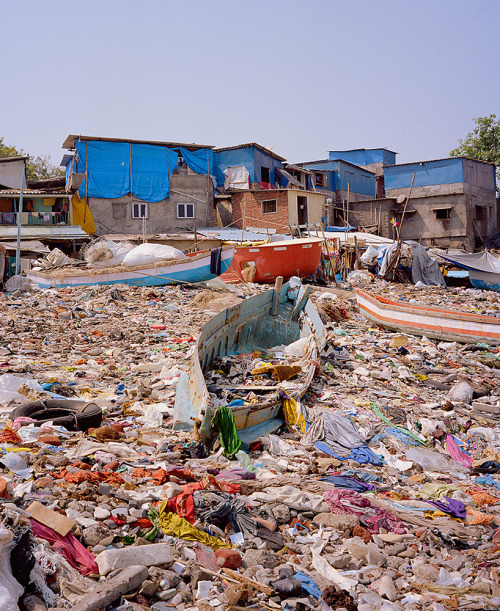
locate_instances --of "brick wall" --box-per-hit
[230,190,290,232]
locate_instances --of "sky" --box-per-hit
[1,0,499,169]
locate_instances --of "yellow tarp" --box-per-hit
[71,194,96,234]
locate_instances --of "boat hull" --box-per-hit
[356,289,500,345]
[26,248,234,289]
[174,280,327,445]
[222,237,323,283]
[469,270,500,292]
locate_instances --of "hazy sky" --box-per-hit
[2,0,498,168]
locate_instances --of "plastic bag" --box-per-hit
[0,374,45,408]
[284,336,310,357]
[0,528,24,611]
[405,446,464,473]
[344,536,387,566]
[361,245,380,265]
[5,275,39,293]
[123,243,187,267]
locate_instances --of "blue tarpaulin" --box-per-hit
[72,139,211,201]
[179,146,213,176]
[131,144,178,202]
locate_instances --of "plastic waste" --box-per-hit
[0,528,24,611]
[4,275,39,293]
[405,446,464,473]
[272,577,303,598]
[284,336,310,357]
[344,536,387,567]
[236,450,257,473]
[0,374,45,408]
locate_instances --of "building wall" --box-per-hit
[230,190,290,232]
[213,146,283,188]
[301,159,375,198]
[89,170,213,236]
[384,158,464,191]
[462,158,497,191]
[344,199,395,238]
[287,192,326,227]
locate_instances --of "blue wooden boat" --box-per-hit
[173,278,327,448]
[26,246,234,289]
[439,251,500,291]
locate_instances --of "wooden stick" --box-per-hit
[222,568,274,596]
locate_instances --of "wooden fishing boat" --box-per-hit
[26,246,234,289]
[439,252,500,291]
[221,237,324,283]
[356,289,500,345]
[174,278,327,448]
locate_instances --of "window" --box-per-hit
[132,203,148,219]
[434,208,451,220]
[315,173,327,188]
[262,199,277,214]
[475,206,486,221]
[261,167,271,183]
[177,203,195,219]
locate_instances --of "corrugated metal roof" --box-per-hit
[296,158,376,173]
[383,156,496,168]
[196,227,281,242]
[62,134,213,151]
[0,190,68,197]
[0,226,90,240]
[213,143,286,162]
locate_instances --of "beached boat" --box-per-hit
[221,237,324,283]
[439,252,500,291]
[26,246,234,289]
[174,278,327,448]
[356,289,500,345]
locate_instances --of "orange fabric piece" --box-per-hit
[466,506,495,526]
[470,491,500,507]
[0,428,21,444]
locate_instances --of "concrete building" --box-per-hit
[348,157,497,251]
[62,135,215,236]
[226,188,326,233]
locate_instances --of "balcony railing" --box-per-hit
[0,212,69,226]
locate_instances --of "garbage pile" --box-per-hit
[3,280,500,610]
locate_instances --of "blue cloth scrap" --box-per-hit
[343,469,382,483]
[294,571,321,599]
[179,146,213,176]
[314,442,383,466]
[319,475,375,492]
[475,475,500,490]
[385,427,420,446]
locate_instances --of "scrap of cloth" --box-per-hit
[158,506,229,550]
[166,481,204,524]
[424,496,467,520]
[212,405,241,459]
[193,490,284,551]
[446,433,473,467]
[315,441,383,466]
[319,475,376,493]
[30,519,98,576]
[323,489,406,534]
[303,410,367,456]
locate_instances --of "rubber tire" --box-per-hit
[10,399,103,432]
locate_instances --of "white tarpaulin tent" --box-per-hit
[0,157,27,189]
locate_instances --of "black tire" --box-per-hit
[10,399,103,432]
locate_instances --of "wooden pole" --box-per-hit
[15,165,25,275]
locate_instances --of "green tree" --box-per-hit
[0,137,64,182]
[450,114,500,192]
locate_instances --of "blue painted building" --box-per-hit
[384,157,496,192]
[213,143,286,189]
[298,159,376,200]
[382,157,498,251]
[328,148,397,169]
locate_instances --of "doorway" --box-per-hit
[297,196,307,225]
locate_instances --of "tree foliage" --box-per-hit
[0,137,64,182]
[450,114,500,192]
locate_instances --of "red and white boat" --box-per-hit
[221,236,324,284]
[356,289,500,345]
